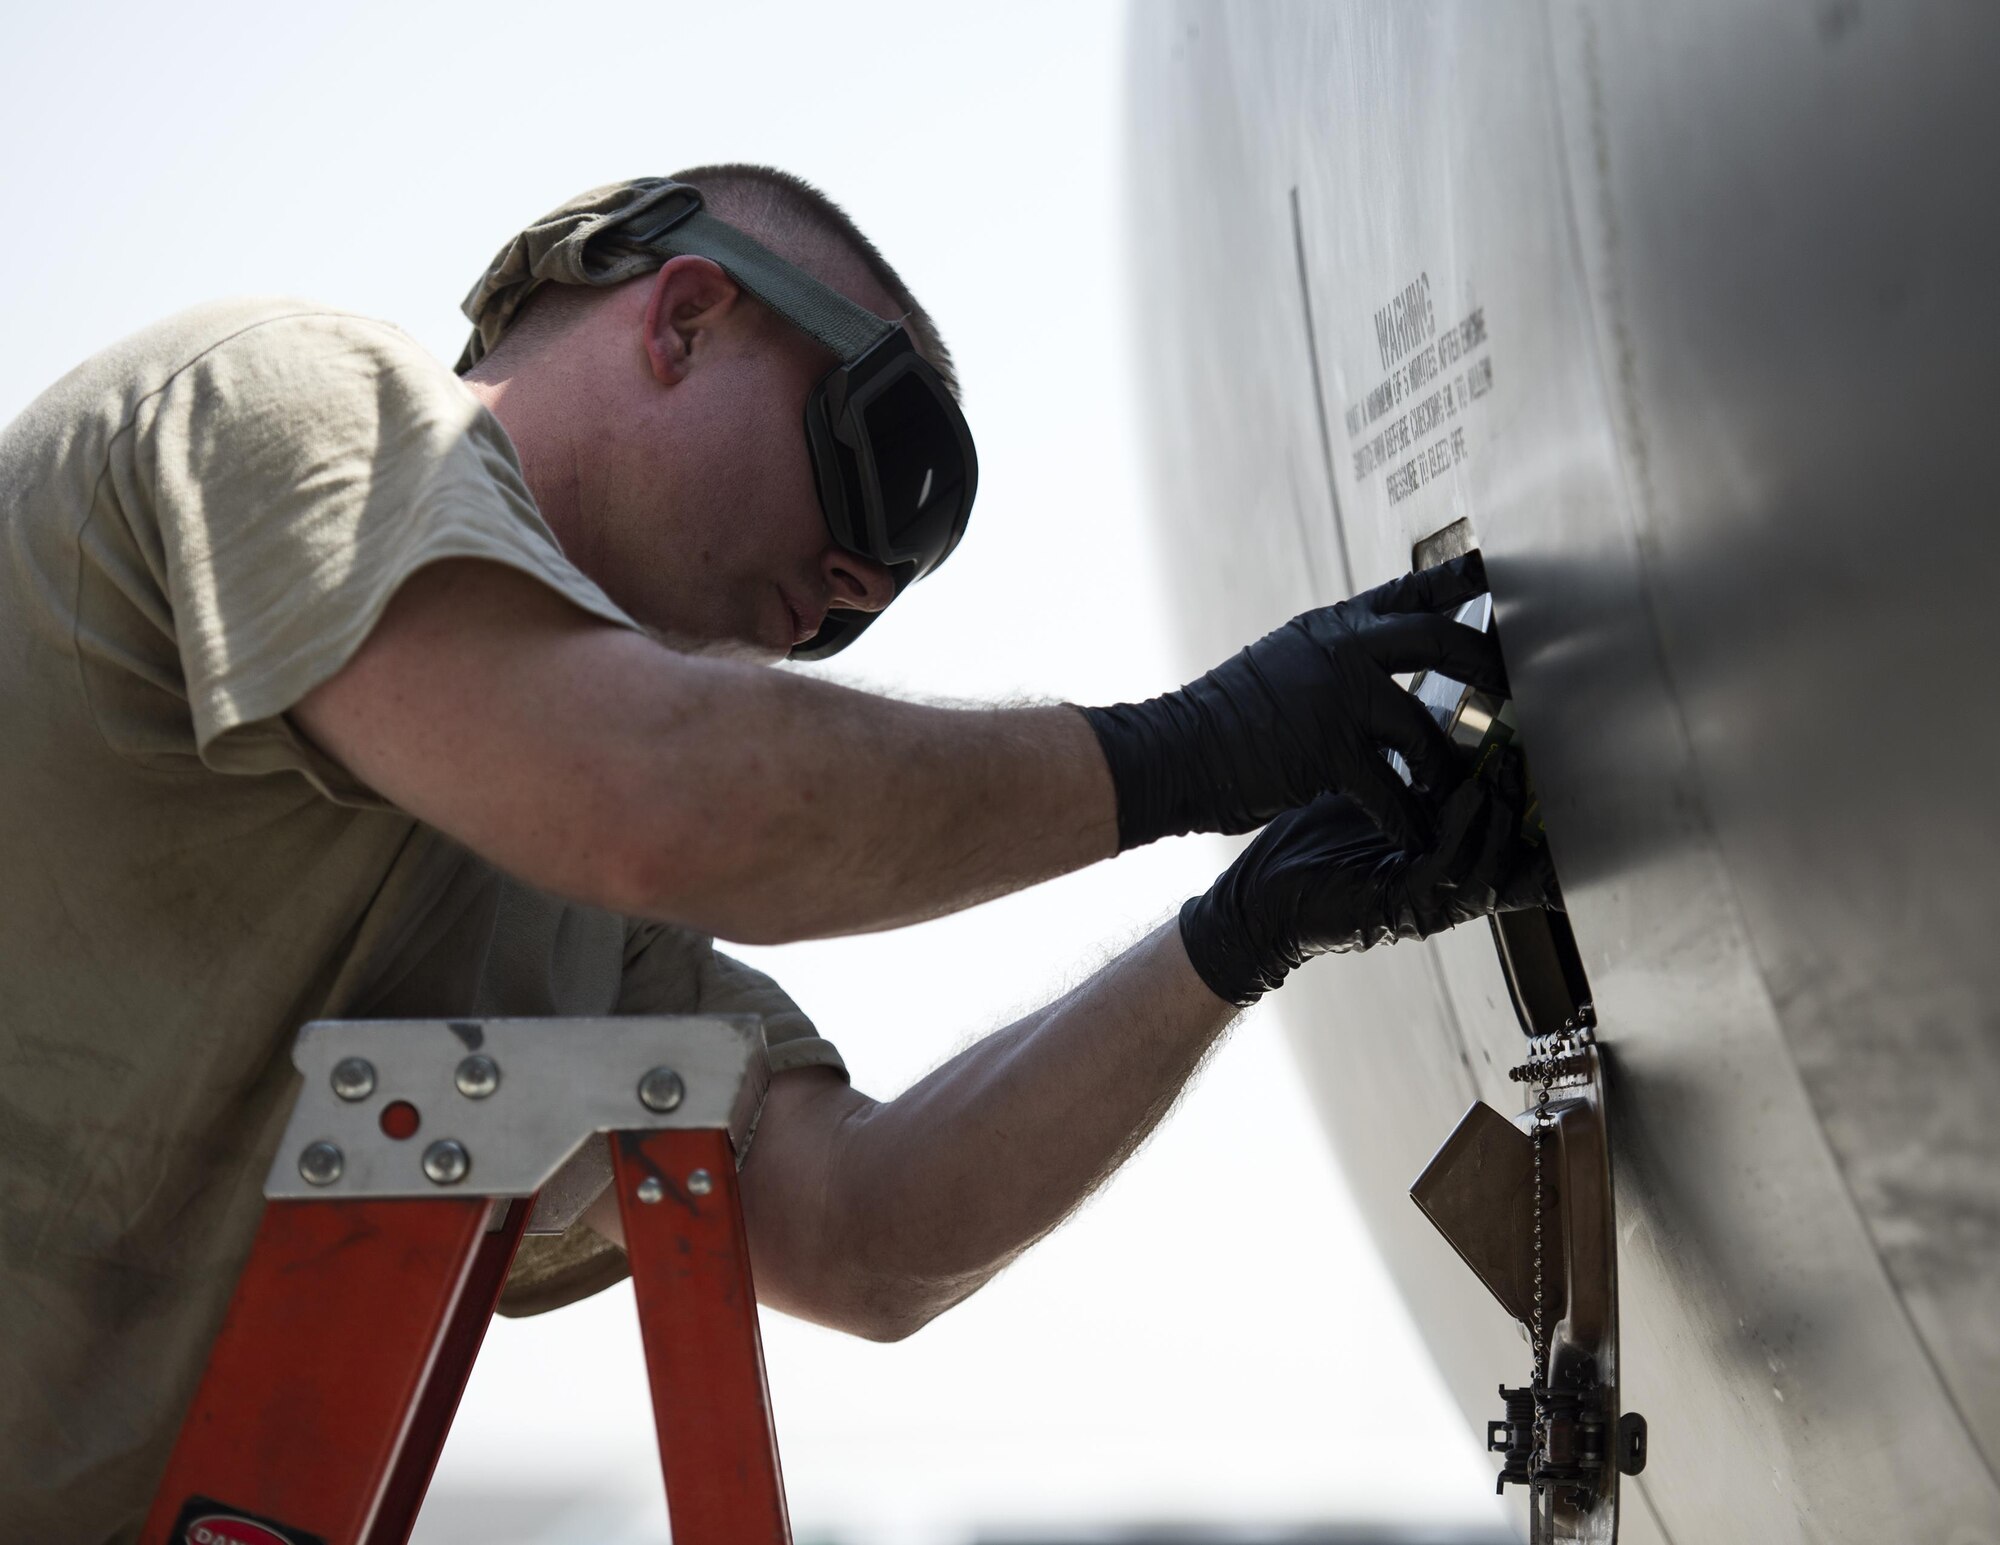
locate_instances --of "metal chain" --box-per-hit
[1530,1068,1552,1496]
[1510,1004,1595,1503]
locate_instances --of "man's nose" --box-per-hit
[822,545,898,613]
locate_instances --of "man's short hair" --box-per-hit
[668,163,959,404]
[482,164,959,404]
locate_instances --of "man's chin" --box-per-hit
[641,622,786,666]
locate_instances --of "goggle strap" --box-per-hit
[647,208,897,363]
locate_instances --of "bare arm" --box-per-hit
[586,919,1236,1341]
[293,560,1116,943]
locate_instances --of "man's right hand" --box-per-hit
[1079,553,1505,853]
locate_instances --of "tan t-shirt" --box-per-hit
[0,299,845,1541]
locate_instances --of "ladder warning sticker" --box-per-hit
[170,1497,328,1545]
[1341,270,1494,506]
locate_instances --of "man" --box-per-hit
[0,165,1547,1538]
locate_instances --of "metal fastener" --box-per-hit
[686,1168,714,1197]
[636,1176,665,1205]
[454,1054,501,1100]
[422,1139,471,1186]
[298,1140,344,1186]
[330,1057,376,1102]
[1617,1411,1649,1475]
[637,1066,685,1114]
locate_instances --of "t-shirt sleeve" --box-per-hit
[137,309,637,799]
[630,928,849,1081]
[495,924,846,1318]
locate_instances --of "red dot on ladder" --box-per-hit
[380,1100,420,1140]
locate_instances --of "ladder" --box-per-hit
[141,1014,789,1545]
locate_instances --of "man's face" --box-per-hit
[561,261,899,663]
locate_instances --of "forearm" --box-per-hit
[294,561,1118,946]
[609,652,1117,942]
[808,918,1235,1338]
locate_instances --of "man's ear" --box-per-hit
[642,255,743,385]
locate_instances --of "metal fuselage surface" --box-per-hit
[1126,5,2000,1541]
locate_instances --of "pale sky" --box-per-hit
[0,3,1507,1539]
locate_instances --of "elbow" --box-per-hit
[858,1314,929,1345]
[757,1102,1004,1343]
[834,1281,959,1345]
[601,816,816,945]
[596,815,712,930]
[857,1278,967,1343]
[784,1267,974,1345]
[836,1307,926,1345]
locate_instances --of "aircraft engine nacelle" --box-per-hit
[1126,4,2000,1541]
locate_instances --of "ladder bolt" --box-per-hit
[298,1141,344,1186]
[636,1176,665,1205]
[454,1054,501,1100]
[422,1139,471,1186]
[687,1168,714,1197]
[638,1066,685,1114]
[330,1058,376,1102]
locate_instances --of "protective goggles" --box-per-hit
[605,186,978,659]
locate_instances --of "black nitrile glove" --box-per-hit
[1081,554,1506,852]
[1179,747,1558,1007]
